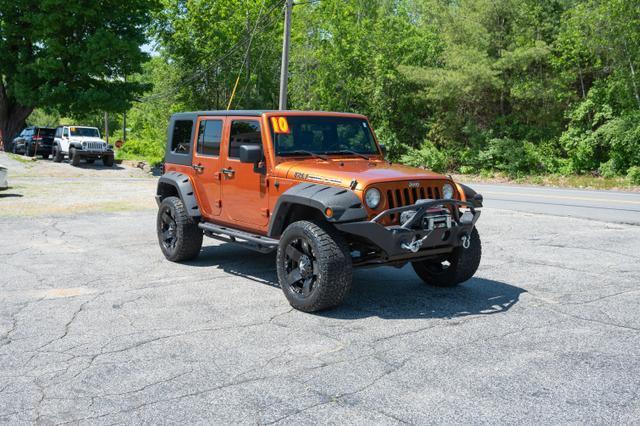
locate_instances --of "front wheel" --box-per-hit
[103,156,114,167]
[412,227,482,287]
[157,196,203,262]
[70,148,81,166]
[276,221,352,312]
[53,146,63,162]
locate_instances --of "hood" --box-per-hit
[70,137,106,143]
[274,158,448,190]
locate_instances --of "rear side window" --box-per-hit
[196,120,223,157]
[171,120,193,154]
[229,120,261,159]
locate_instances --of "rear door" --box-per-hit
[191,116,225,218]
[220,118,269,228]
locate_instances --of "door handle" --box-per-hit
[192,163,204,173]
[221,168,235,177]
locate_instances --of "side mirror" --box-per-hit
[239,144,263,164]
[379,144,387,156]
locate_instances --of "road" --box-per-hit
[468,183,640,225]
[1,153,639,423]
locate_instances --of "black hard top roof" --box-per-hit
[170,110,366,119]
[171,110,273,118]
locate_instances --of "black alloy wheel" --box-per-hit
[159,205,178,252]
[276,220,352,312]
[156,196,202,262]
[283,237,319,298]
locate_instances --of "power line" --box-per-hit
[137,0,286,104]
[227,0,267,110]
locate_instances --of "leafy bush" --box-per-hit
[628,166,640,185]
[116,137,164,166]
[477,138,544,177]
[400,140,447,172]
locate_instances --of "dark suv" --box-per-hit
[11,127,56,159]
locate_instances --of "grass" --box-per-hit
[453,172,640,192]
[6,153,36,164]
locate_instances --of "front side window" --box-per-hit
[171,120,193,154]
[196,120,223,157]
[229,120,261,159]
[273,116,379,157]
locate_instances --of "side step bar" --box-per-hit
[198,222,279,254]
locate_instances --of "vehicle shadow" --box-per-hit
[189,244,525,320]
[69,163,126,171]
[0,190,23,198]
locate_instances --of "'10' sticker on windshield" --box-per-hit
[271,117,291,134]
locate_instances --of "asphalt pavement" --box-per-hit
[469,183,640,225]
[1,155,639,424]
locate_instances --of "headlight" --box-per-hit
[442,183,454,199]
[364,188,381,209]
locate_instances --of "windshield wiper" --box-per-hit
[279,150,330,161]
[326,150,370,160]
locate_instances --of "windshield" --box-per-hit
[272,116,380,157]
[70,127,100,138]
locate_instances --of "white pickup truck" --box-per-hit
[52,126,114,167]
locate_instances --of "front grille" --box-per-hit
[84,142,104,151]
[385,184,442,222]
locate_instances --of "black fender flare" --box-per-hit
[459,183,483,208]
[156,171,201,217]
[268,183,367,237]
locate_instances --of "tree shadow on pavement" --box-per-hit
[189,243,525,320]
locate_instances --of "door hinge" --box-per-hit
[215,200,222,208]
[260,208,270,217]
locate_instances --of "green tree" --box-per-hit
[0,0,157,149]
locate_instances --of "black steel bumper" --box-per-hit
[335,199,480,259]
[75,150,114,159]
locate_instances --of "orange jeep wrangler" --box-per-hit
[156,111,483,312]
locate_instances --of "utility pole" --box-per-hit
[104,112,109,144]
[278,0,293,110]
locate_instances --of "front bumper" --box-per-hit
[74,150,114,159]
[335,199,480,260]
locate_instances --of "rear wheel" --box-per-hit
[412,227,482,287]
[277,220,352,312]
[157,196,203,262]
[70,148,81,166]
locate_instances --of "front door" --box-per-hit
[191,117,224,218]
[220,118,269,228]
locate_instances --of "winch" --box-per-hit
[399,205,452,231]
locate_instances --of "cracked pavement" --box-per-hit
[1,155,640,423]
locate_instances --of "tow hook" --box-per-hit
[401,234,430,253]
[461,234,471,249]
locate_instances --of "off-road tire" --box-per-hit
[157,196,203,262]
[103,156,114,167]
[276,220,352,312]
[53,146,63,162]
[412,227,482,287]
[70,148,81,166]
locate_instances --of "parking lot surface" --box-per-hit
[1,153,639,424]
